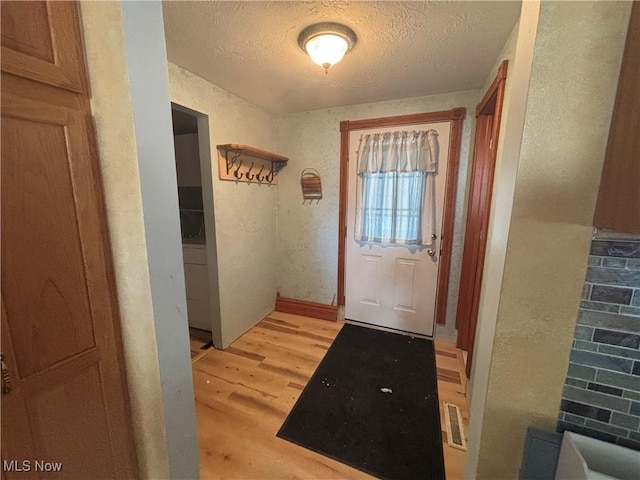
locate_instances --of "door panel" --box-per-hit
[2,114,97,378]
[360,255,381,305]
[1,91,137,478]
[1,1,84,92]
[394,259,418,312]
[345,123,451,336]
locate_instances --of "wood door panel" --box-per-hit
[26,364,113,477]
[1,1,54,63]
[2,107,96,378]
[1,92,137,478]
[1,1,84,92]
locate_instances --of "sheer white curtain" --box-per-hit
[354,130,439,245]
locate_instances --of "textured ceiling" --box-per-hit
[163,1,521,114]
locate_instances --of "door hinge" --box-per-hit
[489,137,494,150]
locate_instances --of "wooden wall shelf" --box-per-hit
[217,144,288,185]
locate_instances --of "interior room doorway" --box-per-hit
[171,104,223,347]
[455,61,508,376]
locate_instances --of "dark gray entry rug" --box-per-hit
[277,323,445,480]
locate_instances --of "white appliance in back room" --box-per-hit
[173,108,211,332]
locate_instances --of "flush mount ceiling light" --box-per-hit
[298,22,357,72]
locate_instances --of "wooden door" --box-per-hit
[0,1,85,92]
[338,110,466,331]
[345,124,452,336]
[455,61,508,377]
[1,2,138,478]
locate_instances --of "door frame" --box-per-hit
[455,61,508,377]
[337,109,466,328]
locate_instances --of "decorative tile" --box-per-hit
[574,325,594,341]
[596,370,640,392]
[590,240,640,259]
[627,259,640,270]
[566,377,588,388]
[570,349,633,374]
[578,310,639,334]
[586,267,640,287]
[562,385,630,412]
[560,399,611,422]
[620,306,640,317]
[584,419,629,437]
[563,413,586,426]
[623,390,640,401]
[590,285,633,305]
[610,411,640,430]
[567,363,597,381]
[588,256,602,266]
[580,301,620,313]
[602,258,627,268]
[574,340,598,352]
[598,344,640,361]
[593,329,640,349]
[587,382,623,397]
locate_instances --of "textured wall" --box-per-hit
[79,2,170,478]
[558,239,640,450]
[473,2,632,478]
[275,91,478,340]
[168,64,278,348]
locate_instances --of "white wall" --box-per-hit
[168,64,278,348]
[275,91,478,340]
[120,3,199,478]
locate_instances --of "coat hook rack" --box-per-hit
[217,144,288,185]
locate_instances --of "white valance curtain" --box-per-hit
[354,130,439,245]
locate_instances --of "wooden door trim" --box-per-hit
[455,61,508,377]
[337,108,466,328]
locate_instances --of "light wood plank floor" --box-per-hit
[190,312,469,479]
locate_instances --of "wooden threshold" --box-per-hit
[274,295,338,322]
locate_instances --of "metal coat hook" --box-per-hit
[255,164,265,183]
[225,150,241,175]
[265,164,275,183]
[233,159,243,180]
[245,162,255,181]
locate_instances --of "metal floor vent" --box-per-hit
[444,403,467,451]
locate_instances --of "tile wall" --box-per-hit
[557,239,640,451]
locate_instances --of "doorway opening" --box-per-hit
[170,104,223,351]
[455,61,508,377]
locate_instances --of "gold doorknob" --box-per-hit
[427,248,436,257]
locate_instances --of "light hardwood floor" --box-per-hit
[190,312,470,479]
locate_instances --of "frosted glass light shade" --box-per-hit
[298,23,357,72]
[305,34,349,70]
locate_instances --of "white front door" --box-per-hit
[345,123,451,336]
